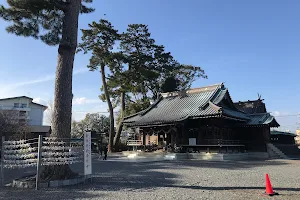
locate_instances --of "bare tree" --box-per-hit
[0,110,30,140]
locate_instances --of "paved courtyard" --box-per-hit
[1,158,300,200]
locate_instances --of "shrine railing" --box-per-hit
[199,139,243,145]
[126,140,143,146]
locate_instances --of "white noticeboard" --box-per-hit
[189,138,196,145]
[84,132,92,175]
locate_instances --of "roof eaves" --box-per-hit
[123,110,144,120]
[125,114,190,127]
[221,114,248,122]
[0,96,33,101]
[189,113,221,120]
[31,102,48,109]
[271,131,296,136]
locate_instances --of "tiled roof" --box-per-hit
[123,83,279,127]
[271,130,297,137]
[124,84,223,126]
[234,100,267,114]
[244,113,280,127]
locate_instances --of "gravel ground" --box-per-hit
[1,159,300,200]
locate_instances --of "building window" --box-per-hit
[21,103,27,108]
[14,103,20,108]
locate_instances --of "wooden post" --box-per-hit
[1,136,5,187]
[142,132,146,151]
[35,135,42,190]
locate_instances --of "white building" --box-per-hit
[0,96,47,125]
[0,96,51,138]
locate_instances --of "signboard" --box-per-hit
[189,138,196,145]
[84,132,92,175]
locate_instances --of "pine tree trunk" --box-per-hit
[113,91,125,147]
[41,0,81,181]
[100,64,115,152]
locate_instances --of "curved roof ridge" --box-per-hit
[186,82,224,94]
[197,83,223,110]
[208,101,222,113]
[160,83,224,97]
[224,89,247,113]
[211,88,227,105]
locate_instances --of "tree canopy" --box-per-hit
[71,113,110,138]
[78,20,207,147]
[0,0,94,45]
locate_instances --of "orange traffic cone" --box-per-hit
[265,174,279,196]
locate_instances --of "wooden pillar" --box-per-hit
[175,127,179,145]
[171,132,175,146]
[197,128,202,144]
[182,124,189,145]
[263,126,271,143]
[142,131,146,146]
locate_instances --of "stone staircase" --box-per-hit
[266,143,288,159]
[273,144,300,159]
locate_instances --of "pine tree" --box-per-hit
[0,0,94,180]
[78,20,208,149]
[78,19,122,152]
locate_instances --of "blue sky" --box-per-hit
[0,0,299,131]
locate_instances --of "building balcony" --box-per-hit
[0,106,31,112]
[18,115,30,120]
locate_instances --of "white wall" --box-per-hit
[29,103,44,125]
[0,97,29,108]
[0,97,46,126]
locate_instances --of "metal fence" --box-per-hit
[1,135,88,189]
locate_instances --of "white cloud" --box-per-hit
[73,67,89,75]
[73,97,88,105]
[72,104,109,121]
[34,96,100,106]
[33,97,47,105]
[1,67,88,93]
[272,111,281,117]
[72,97,100,105]
[15,75,54,87]
[271,111,292,117]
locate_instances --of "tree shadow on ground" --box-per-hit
[164,159,290,170]
[0,187,104,200]
[1,159,297,199]
[168,185,300,192]
[91,158,290,174]
[71,159,293,192]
